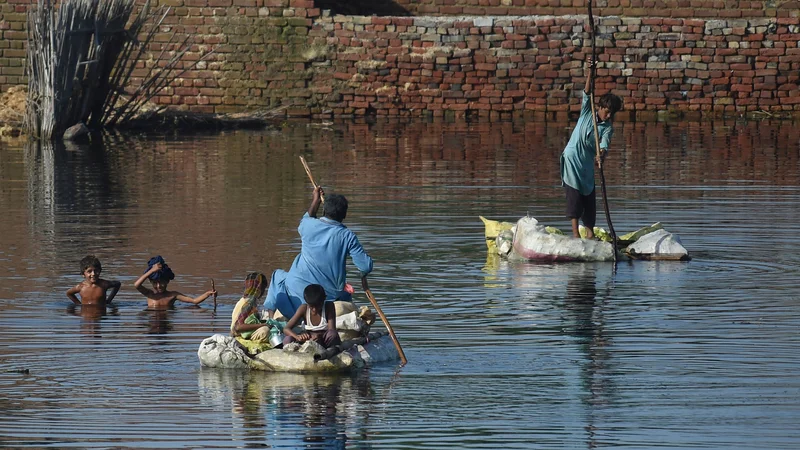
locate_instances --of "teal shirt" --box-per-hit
[560,91,614,195]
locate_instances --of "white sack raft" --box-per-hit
[198,332,399,373]
[483,216,689,262]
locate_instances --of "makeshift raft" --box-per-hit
[198,331,399,373]
[481,216,690,262]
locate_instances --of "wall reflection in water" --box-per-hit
[198,370,377,448]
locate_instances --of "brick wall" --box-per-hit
[305,14,800,119]
[1,0,800,118]
[390,0,800,19]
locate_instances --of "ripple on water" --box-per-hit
[1,122,800,448]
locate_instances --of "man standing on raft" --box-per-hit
[264,186,374,319]
[560,57,623,239]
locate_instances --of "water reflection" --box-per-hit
[141,308,175,335]
[66,303,119,339]
[197,370,376,449]
[562,266,615,449]
[1,120,800,448]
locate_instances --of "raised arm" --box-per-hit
[134,264,160,297]
[308,186,324,218]
[584,57,595,94]
[66,285,82,305]
[104,280,122,304]
[175,289,215,305]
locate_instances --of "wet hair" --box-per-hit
[599,93,623,116]
[322,194,348,222]
[304,284,326,307]
[80,255,101,274]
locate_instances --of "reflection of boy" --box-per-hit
[265,186,373,319]
[560,58,623,239]
[66,255,121,305]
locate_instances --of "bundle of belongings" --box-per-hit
[480,216,689,262]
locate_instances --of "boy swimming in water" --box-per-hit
[133,256,215,309]
[66,255,121,305]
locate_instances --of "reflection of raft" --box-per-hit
[198,331,400,373]
[481,216,690,262]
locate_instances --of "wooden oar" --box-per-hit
[299,155,324,203]
[588,0,618,262]
[363,276,407,366]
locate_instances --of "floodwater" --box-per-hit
[0,119,799,449]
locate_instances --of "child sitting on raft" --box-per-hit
[230,272,272,343]
[283,284,341,348]
[66,255,121,305]
[134,256,215,309]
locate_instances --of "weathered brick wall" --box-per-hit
[390,0,799,19]
[2,0,800,118]
[302,15,800,119]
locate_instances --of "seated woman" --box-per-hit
[282,284,341,349]
[231,272,271,343]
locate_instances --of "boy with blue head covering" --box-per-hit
[134,255,216,309]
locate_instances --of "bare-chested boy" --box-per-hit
[66,255,122,305]
[133,256,215,309]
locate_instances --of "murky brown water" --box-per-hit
[1,119,799,448]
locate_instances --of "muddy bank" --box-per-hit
[0,88,280,139]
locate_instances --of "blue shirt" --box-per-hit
[264,213,373,318]
[560,91,614,196]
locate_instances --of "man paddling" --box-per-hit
[264,186,374,319]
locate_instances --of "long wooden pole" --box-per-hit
[363,277,408,366]
[588,1,618,262]
[299,156,324,203]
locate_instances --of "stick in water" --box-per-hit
[211,278,217,309]
[362,277,408,366]
[299,156,324,203]
[588,0,618,261]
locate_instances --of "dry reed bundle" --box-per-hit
[25,0,214,139]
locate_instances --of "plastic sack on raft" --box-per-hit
[620,222,663,242]
[625,229,689,259]
[198,333,400,372]
[509,217,616,262]
[480,215,515,250]
[198,335,259,369]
